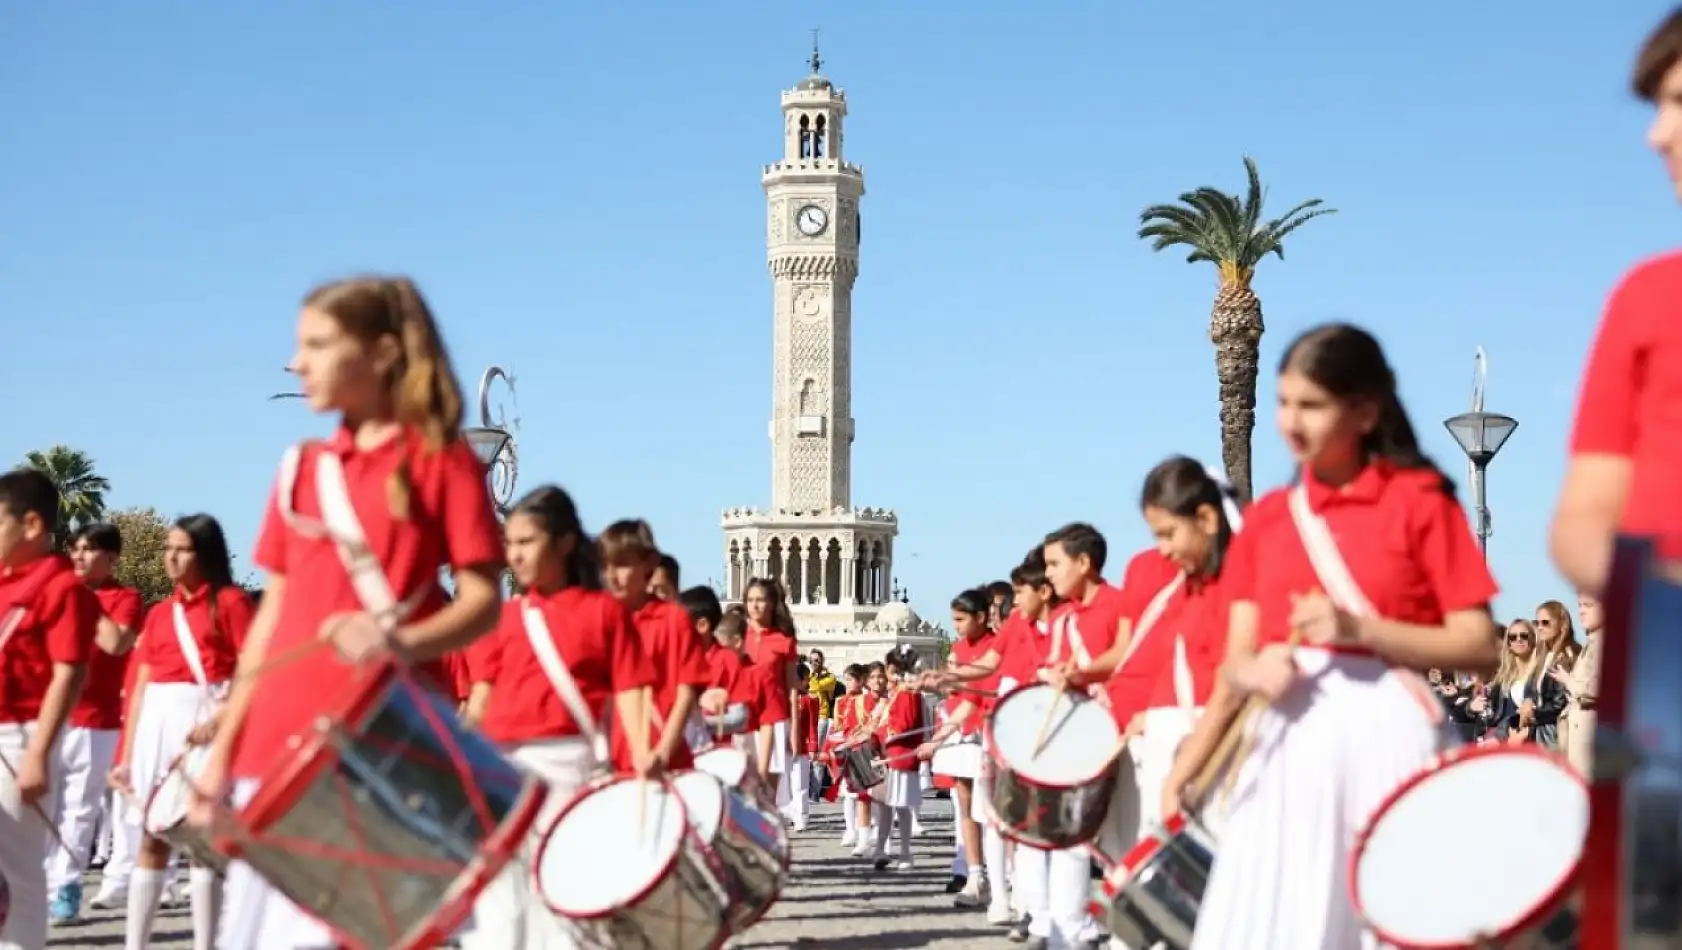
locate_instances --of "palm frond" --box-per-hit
[1137,157,1336,272]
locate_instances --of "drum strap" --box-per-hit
[273,444,429,638]
[1114,572,1186,672]
[169,602,213,690]
[1048,612,1093,669]
[519,602,611,765]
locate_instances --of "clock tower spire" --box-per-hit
[720,54,932,666]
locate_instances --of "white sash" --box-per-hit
[1172,636,1196,714]
[275,444,428,637]
[519,601,610,765]
[169,602,212,688]
[0,563,59,655]
[1048,611,1093,669]
[1115,572,1187,670]
[1287,484,1377,619]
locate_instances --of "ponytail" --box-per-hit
[509,485,601,591]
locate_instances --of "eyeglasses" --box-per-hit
[1508,634,1533,643]
[1535,619,1553,627]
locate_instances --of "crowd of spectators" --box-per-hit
[1431,593,1604,777]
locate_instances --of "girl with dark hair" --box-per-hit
[110,513,253,950]
[741,576,800,803]
[1059,456,1246,867]
[869,652,922,871]
[1163,323,1501,950]
[193,275,507,950]
[458,485,656,950]
[916,588,997,907]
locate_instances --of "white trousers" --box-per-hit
[1013,844,1098,947]
[1190,650,1454,950]
[217,780,338,949]
[459,738,595,950]
[0,724,61,950]
[45,726,118,890]
[98,790,141,893]
[781,754,810,823]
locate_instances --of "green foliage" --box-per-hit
[108,507,173,604]
[22,445,111,550]
[1137,157,1336,276]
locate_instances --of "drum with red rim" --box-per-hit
[1585,536,1682,948]
[1351,744,1586,949]
[144,745,229,874]
[1092,810,1215,950]
[221,659,546,950]
[535,774,731,950]
[984,683,1122,849]
[670,769,789,931]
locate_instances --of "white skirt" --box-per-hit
[932,735,982,780]
[1190,649,1457,950]
[125,681,222,826]
[460,738,596,950]
[877,768,919,810]
[1135,705,1202,834]
[766,719,790,775]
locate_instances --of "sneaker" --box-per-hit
[953,883,987,908]
[162,879,187,907]
[987,903,1015,925]
[944,874,967,894]
[88,886,126,910]
[1009,915,1032,942]
[48,882,82,923]
[839,830,856,847]
[851,839,873,857]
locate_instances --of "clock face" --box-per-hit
[796,204,829,237]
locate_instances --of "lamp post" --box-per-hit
[462,366,519,514]
[1443,347,1518,558]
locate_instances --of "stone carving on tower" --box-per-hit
[719,42,940,667]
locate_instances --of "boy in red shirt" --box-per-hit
[48,522,143,921]
[0,468,100,949]
[600,522,710,773]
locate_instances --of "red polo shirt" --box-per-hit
[946,629,998,730]
[1225,461,1497,649]
[744,625,796,727]
[475,588,655,747]
[1104,549,1188,728]
[1047,581,1128,667]
[235,429,504,780]
[70,582,143,730]
[0,554,98,724]
[1569,251,1682,537]
[613,597,709,770]
[1144,571,1231,709]
[136,584,254,685]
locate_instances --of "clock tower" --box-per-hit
[720,47,938,665]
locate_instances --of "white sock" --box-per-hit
[896,806,913,861]
[125,867,166,950]
[952,835,968,876]
[189,866,222,950]
[841,797,857,838]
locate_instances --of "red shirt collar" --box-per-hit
[176,582,211,604]
[1301,458,1394,511]
[1,553,67,583]
[325,424,412,458]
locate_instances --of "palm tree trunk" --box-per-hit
[1210,281,1264,503]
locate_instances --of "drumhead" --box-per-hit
[1352,746,1587,947]
[670,771,725,840]
[144,746,208,835]
[988,683,1120,785]
[537,777,688,918]
[694,747,748,787]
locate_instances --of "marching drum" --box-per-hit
[1351,744,1587,949]
[695,745,772,807]
[670,769,789,931]
[837,736,886,792]
[1585,536,1682,948]
[536,775,732,950]
[1093,811,1217,950]
[984,683,1123,849]
[224,660,546,950]
[143,745,229,873]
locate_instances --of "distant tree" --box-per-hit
[108,507,172,604]
[23,445,111,549]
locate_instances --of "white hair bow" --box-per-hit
[1203,465,1246,532]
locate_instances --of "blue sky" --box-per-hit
[1,3,1674,631]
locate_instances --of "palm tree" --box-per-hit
[23,445,111,549]
[1138,157,1336,502]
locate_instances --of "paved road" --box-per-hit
[49,794,1026,949]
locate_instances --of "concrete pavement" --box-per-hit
[48,794,1029,949]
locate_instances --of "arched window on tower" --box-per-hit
[798,379,816,415]
[799,115,812,159]
[814,115,827,158]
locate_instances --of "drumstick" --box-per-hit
[1187,632,1304,807]
[1030,678,1068,760]
[636,687,654,844]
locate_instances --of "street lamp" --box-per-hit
[1443,348,1518,557]
[463,366,519,513]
